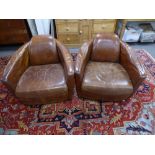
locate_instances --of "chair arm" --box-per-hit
[120,42,146,91]
[1,43,30,92]
[75,40,93,92]
[56,40,74,99]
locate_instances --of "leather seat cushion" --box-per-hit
[15,64,68,100]
[81,62,133,100]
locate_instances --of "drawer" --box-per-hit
[0,20,26,29]
[56,22,79,33]
[0,29,27,35]
[57,34,80,44]
[80,37,89,43]
[92,33,100,38]
[0,34,29,44]
[93,21,116,33]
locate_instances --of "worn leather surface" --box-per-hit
[29,35,59,65]
[2,35,74,104]
[81,62,133,101]
[16,64,68,103]
[2,43,29,92]
[75,33,146,101]
[75,40,93,97]
[120,41,146,92]
[56,40,75,99]
[91,33,120,62]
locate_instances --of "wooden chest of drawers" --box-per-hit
[55,19,117,48]
[0,19,31,45]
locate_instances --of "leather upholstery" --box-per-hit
[2,35,74,104]
[81,62,133,101]
[2,43,29,92]
[75,40,93,97]
[91,33,120,62]
[16,64,68,103]
[29,35,59,65]
[75,33,146,101]
[120,41,146,92]
[56,40,75,99]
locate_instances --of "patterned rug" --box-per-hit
[0,50,155,135]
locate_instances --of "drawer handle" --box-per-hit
[67,38,70,41]
[66,27,70,31]
[79,30,83,34]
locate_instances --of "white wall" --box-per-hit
[27,19,55,36]
[35,19,50,35]
[50,19,55,36]
[27,19,38,36]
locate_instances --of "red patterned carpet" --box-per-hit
[0,50,155,135]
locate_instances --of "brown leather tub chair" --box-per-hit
[2,35,74,105]
[75,33,146,102]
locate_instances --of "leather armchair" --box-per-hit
[2,35,74,105]
[75,33,146,101]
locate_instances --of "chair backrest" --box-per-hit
[90,33,120,62]
[29,35,60,65]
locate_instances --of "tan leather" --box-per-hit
[81,62,133,101]
[91,33,120,62]
[75,33,146,101]
[75,40,93,97]
[2,43,29,92]
[120,41,146,92]
[2,35,74,104]
[29,35,59,65]
[16,64,68,104]
[56,40,75,99]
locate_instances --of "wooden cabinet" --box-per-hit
[56,19,83,47]
[79,20,92,43]
[92,19,116,34]
[0,19,31,45]
[55,19,117,48]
